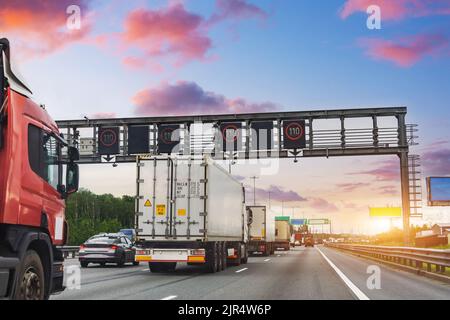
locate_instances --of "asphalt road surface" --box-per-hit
[52,245,450,300]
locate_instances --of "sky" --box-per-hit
[2,0,450,234]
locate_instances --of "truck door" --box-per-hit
[137,158,172,238]
[171,157,205,239]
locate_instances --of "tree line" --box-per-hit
[65,189,135,245]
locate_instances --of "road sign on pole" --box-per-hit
[283,120,306,149]
[128,125,150,154]
[220,122,242,152]
[98,127,120,155]
[158,124,180,154]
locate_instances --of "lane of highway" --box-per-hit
[53,246,450,300]
[318,246,450,300]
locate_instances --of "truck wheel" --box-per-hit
[221,243,227,271]
[13,250,45,300]
[216,243,222,272]
[205,242,218,273]
[80,261,89,268]
[241,246,248,264]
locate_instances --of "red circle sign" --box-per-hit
[285,122,304,141]
[160,128,175,144]
[222,125,240,142]
[100,129,117,147]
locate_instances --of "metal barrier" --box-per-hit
[325,243,450,277]
[58,246,80,259]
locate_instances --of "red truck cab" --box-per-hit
[0,39,79,300]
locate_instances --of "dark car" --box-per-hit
[79,233,139,268]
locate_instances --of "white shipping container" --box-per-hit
[248,206,275,242]
[136,156,247,242]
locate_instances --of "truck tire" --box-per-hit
[216,242,222,272]
[13,250,45,300]
[263,245,270,257]
[241,245,248,264]
[80,261,89,268]
[220,243,227,271]
[205,242,219,273]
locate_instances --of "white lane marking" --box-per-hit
[141,268,149,271]
[316,247,370,301]
[235,268,248,273]
[161,295,177,300]
[264,259,271,262]
[277,255,281,257]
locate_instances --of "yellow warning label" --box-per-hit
[144,199,152,207]
[156,205,166,216]
[178,209,186,216]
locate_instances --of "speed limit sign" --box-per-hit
[283,120,306,149]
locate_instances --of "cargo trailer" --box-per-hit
[247,206,275,256]
[274,216,291,251]
[134,156,249,273]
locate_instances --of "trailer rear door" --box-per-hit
[137,158,172,238]
[171,158,206,238]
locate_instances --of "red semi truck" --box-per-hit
[0,39,79,300]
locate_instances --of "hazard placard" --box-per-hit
[156,205,166,216]
[178,209,186,216]
[144,199,152,207]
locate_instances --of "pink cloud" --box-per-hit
[209,0,268,24]
[336,182,370,192]
[360,33,449,67]
[90,112,117,119]
[248,185,306,203]
[353,159,399,181]
[340,0,450,21]
[422,148,450,175]
[308,198,339,212]
[132,81,280,116]
[378,185,400,195]
[0,0,93,59]
[120,4,212,66]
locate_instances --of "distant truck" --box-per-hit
[134,156,249,273]
[247,206,275,256]
[291,232,303,247]
[304,235,315,247]
[274,216,291,251]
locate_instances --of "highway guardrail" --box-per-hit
[325,242,450,281]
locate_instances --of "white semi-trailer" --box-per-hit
[247,206,275,256]
[134,156,249,273]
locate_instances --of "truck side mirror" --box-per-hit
[68,146,80,162]
[66,163,79,195]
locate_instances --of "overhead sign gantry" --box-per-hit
[56,106,417,244]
